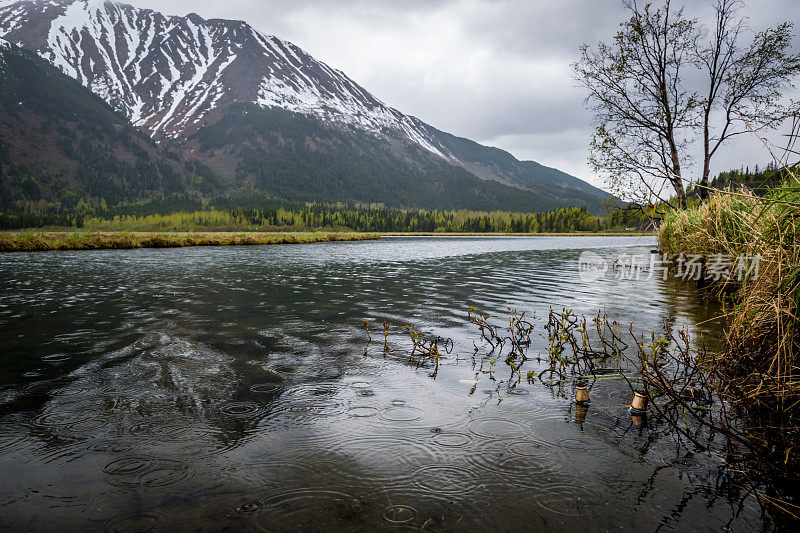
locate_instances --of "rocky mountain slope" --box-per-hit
[0,38,207,207]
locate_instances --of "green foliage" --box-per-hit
[0,197,642,233]
[706,162,790,195]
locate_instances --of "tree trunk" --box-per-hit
[699,110,711,201]
[671,176,688,209]
[699,155,711,201]
[669,143,688,209]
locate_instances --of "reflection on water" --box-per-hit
[0,237,766,531]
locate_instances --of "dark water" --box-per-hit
[0,236,769,531]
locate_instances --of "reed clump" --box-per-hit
[0,231,380,252]
[658,179,800,445]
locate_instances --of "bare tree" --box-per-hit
[575,0,800,209]
[574,0,698,208]
[694,0,800,200]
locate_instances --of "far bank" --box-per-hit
[0,232,380,252]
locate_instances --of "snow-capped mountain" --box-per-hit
[0,0,448,155]
[0,0,611,208]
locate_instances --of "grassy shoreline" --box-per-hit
[658,183,799,375]
[0,231,380,252]
[658,181,799,466]
[0,230,655,252]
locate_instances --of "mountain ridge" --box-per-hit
[0,0,612,212]
[0,39,606,213]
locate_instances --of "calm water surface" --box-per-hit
[0,236,769,531]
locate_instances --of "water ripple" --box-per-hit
[467,417,531,439]
[103,457,190,488]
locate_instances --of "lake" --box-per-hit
[0,236,769,531]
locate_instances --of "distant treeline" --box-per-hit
[708,162,790,193]
[0,196,649,233]
[683,162,793,199]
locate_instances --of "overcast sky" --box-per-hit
[136,0,800,188]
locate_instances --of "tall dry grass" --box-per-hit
[659,179,800,430]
